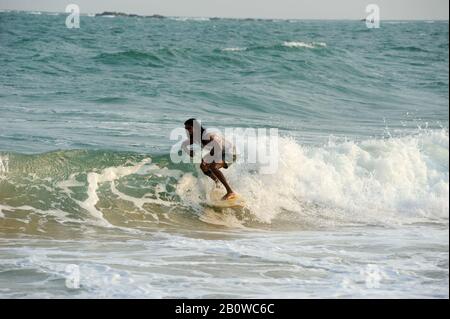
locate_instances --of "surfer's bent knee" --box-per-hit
[200,161,223,173]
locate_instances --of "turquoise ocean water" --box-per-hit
[0,11,448,298]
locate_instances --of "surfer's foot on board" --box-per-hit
[222,192,237,201]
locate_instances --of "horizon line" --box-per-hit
[0,9,449,21]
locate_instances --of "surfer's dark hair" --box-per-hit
[184,118,199,127]
[184,118,205,135]
[184,118,206,143]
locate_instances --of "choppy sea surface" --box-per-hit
[0,11,448,298]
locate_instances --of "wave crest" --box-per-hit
[0,130,448,233]
[283,41,327,49]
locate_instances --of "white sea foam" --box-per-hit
[0,155,9,176]
[2,131,448,229]
[283,41,327,49]
[0,205,7,218]
[384,21,409,24]
[0,203,75,226]
[0,204,22,219]
[176,130,449,226]
[222,47,247,52]
[171,16,210,22]
[0,225,447,298]
[75,158,151,226]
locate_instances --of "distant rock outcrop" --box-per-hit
[147,14,166,19]
[95,12,166,19]
[95,11,135,17]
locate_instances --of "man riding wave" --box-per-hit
[181,118,237,200]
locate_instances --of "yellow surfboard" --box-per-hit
[205,189,246,208]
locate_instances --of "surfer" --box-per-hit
[182,118,237,200]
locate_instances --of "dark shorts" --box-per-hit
[208,149,237,169]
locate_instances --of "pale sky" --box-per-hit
[0,0,448,20]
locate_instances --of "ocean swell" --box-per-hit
[0,130,447,234]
